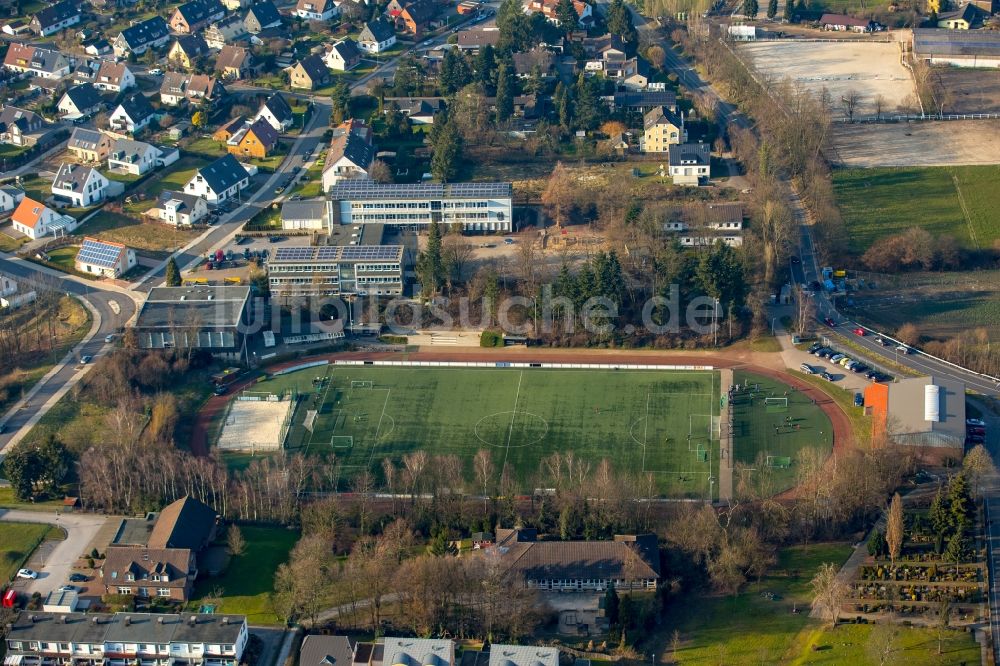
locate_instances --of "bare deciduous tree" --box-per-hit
[810,562,847,628]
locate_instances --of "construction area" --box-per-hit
[215,395,296,454]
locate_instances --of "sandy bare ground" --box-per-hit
[739,41,915,117]
[829,120,1000,167]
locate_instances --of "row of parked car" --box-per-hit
[802,342,892,383]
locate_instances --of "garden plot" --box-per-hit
[739,41,915,117]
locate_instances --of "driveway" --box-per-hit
[0,510,111,597]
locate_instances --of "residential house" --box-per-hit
[4,611,249,664]
[75,237,137,278]
[134,285,252,355]
[325,38,361,71]
[384,97,443,124]
[108,138,180,176]
[2,44,70,79]
[523,0,593,27]
[110,93,160,134]
[294,0,338,21]
[818,13,874,32]
[159,72,189,106]
[0,272,36,309]
[114,17,171,57]
[0,185,24,213]
[665,202,745,246]
[0,106,46,146]
[290,54,331,89]
[169,35,211,69]
[388,0,437,37]
[101,546,197,601]
[204,15,248,49]
[300,636,356,666]
[322,118,374,190]
[11,197,79,239]
[170,0,226,34]
[85,39,112,56]
[52,163,111,207]
[57,83,103,119]
[187,74,225,104]
[95,60,136,93]
[512,46,555,77]
[68,128,113,162]
[668,142,710,186]
[639,105,686,153]
[456,27,500,51]
[184,153,252,204]
[490,528,660,590]
[254,93,293,131]
[72,59,99,86]
[156,190,209,226]
[30,0,81,37]
[149,496,220,550]
[383,639,454,666]
[244,0,282,33]
[215,45,256,79]
[213,115,246,142]
[938,4,984,29]
[227,117,279,158]
[609,90,677,113]
[359,18,396,53]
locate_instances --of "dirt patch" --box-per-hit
[829,120,1000,167]
[738,41,915,117]
[936,68,1000,115]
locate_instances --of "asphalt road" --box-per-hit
[0,509,111,598]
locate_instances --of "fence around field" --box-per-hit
[835,112,1000,123]
[331,360,716,371]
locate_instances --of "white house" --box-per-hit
[322,120,374,191]
[156,190,209,226]
[358,17,396,54]
[52,163,111,208]
[57,83,103,119]
[0,273,36,308]
[0,185,25,213]
[108,138,180,176]
[324,39,361,71]
[183,154,252,204]
[668,143,711,186]
[253,93,293,132]
[94,61,136,93]
[74,237,137,278]
[109,93,160,134]
[294,0,338,20]
[11,197,79,239]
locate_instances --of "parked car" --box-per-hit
[213,385,228,396]
[865,370,879,380]
[844,360,858,371]
[852,363,868,374]
[57,585,79,592]
[824,317,837,327]
[854,392,864,407]
[68,573,88,582]
[148,68,162,76]
[821,371,836,382]
[807,342,823,354]
[838,356,853,367]
[874,337,890,346]
[830,353,845,363]
[800,363,815,374]
[16,569,37,579]
[853,327,865,336]
[80,355,92,364]
[104,334,116,343]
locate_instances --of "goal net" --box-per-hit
[766,455,792,469]
[765,397,789,413]
[329,435,354,449]
[351,380,374,389]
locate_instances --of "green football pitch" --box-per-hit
[253,364,721,498]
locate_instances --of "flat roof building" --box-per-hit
[329,181,513,232]
[864,375,967,448]
[133,285,253,358]
[268,225,404,299]
[913,28,1000,68]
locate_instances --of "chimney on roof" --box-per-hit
[124,616,131,626]
[188,615,197,626]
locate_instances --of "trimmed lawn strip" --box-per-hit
[0,522,54,582]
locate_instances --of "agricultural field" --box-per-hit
[832,165,1000,253]
[239,364,722,498]
[738,41,914,117]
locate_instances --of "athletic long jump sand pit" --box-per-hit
[829,120,1000,167]
[739,41,915,117]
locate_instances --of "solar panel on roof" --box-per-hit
[76,239,122,268]
[340,246,400,260]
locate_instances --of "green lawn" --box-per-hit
[0,522,53,582]
[76,210,199,255]
[731,371,834,493]
[250,366,721,497]
[788,623,980,665]
[47,246,80,273]
[184,136,227,157]
[191,526,298,625]
[788,370,870,448]
[128,156,211,211]
[0,143,30,158]
[833,166,1000,253]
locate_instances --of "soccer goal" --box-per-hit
[766,455,792,469]
[303,409,318,433]
[764,397,789,413]
[329,435,354,448]
[351,380,374,389]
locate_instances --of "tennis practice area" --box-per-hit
[729,371,834,493]
[238,363,722,498]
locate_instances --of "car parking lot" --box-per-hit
[804,341,894,386]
